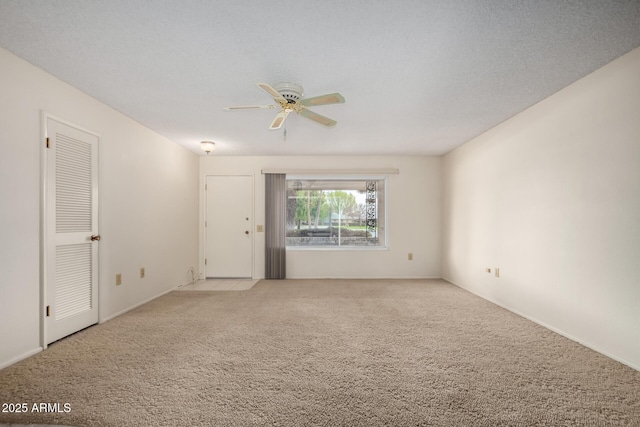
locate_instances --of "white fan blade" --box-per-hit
[299,108,337,127]
[300,93,345,107]
[224,105,276,110]
[269,110,290,130]
[258,83,287,103]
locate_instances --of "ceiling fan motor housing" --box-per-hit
[273,82,304,104]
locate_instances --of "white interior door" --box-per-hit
[45,117,99,344]
[205,175,253,278]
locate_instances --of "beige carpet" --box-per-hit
[1,279,638,426]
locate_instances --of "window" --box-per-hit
[286,177,386,248]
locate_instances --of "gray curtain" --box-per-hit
[265,174,286,279]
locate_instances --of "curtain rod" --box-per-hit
[261,168,399,175]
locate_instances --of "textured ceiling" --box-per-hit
[1,1,639,156]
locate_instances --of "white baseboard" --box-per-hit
[443,277,640,372]
[0,347,42,371]
[99,286,178,324]
[3,282,193,370]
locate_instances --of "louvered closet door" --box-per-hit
[46,118,99,344]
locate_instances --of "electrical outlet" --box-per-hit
[140,267,145,278]
[116,274,122,286]
[408,253,413,261]
[495,267,500,278]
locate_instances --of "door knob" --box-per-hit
[90,235,101,241]
[245,231,249,235]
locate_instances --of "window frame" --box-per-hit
[285,174,388,251]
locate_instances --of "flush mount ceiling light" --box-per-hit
[200,141,215,154]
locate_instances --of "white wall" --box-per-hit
[200,156,441,279]
[442,47,640,370]
[0,47,199,369]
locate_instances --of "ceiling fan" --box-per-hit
[224,82,345,130]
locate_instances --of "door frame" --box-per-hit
[40,111,102,349]
[202,174,254,279]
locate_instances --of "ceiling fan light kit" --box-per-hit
[224,82,345,130]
